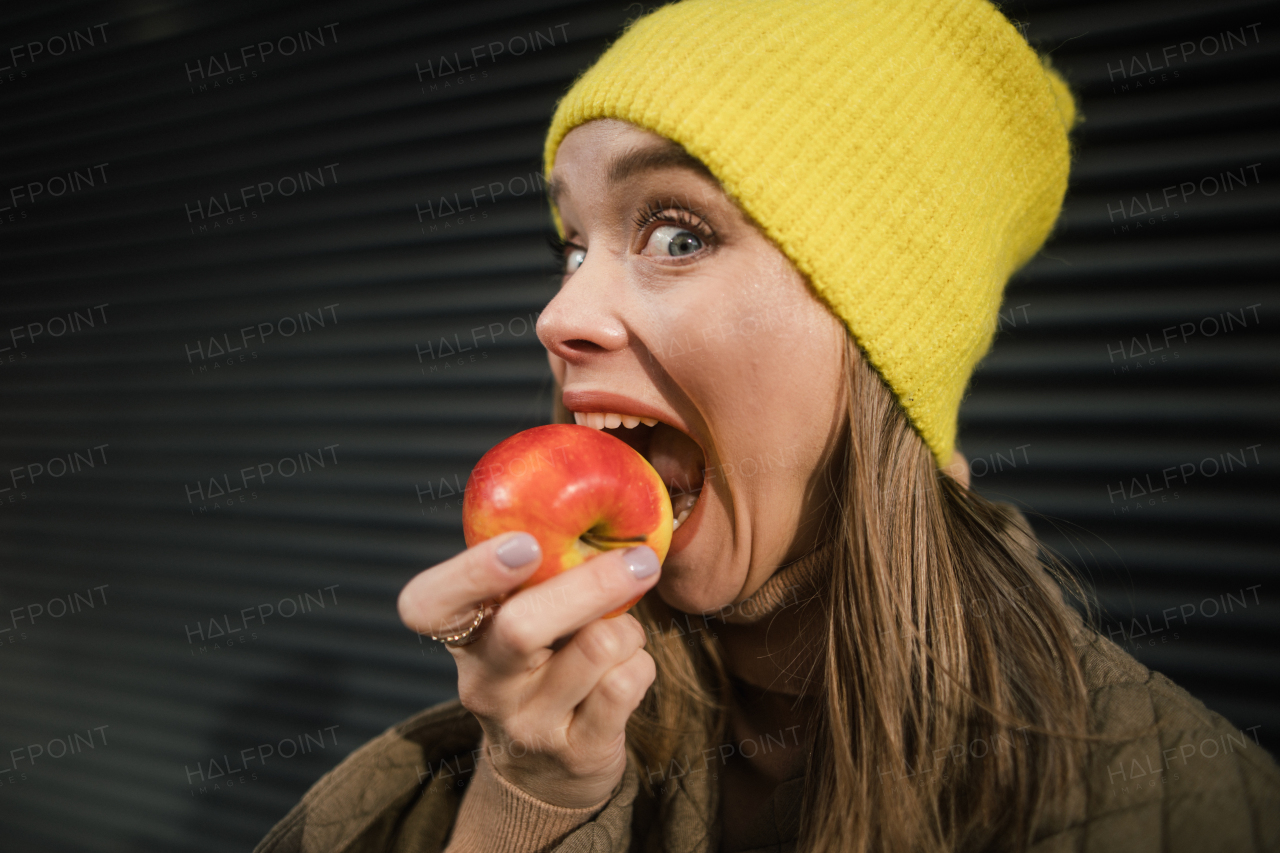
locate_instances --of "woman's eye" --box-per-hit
[565,247,586,273]
[644,225,704,258]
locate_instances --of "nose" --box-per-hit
[536,260,629,365]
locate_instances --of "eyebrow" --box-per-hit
[608,143,717,185]
[547,141,718,206]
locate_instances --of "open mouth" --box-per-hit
[572,411,706,532]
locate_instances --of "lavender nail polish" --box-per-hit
[624,545,659,579]
[496,533,541,569]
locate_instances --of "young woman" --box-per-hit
[257,1,1280,851]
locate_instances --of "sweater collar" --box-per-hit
[716,541,832,626]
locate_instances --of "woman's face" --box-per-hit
[538,119,847,616]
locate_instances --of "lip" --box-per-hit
[561,389,700,448]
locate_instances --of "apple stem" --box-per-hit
[579,534,648,550]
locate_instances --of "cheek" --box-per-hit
[649,253,846,565]
[656,255,844,450]
[646,255,845,608]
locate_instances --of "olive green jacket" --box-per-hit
[255,625,1280,853]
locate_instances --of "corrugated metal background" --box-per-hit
[1,0,1276,849]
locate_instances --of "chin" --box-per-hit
[652,490,743,617]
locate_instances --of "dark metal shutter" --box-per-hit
[0,0,1276,849]
[964,0,1280,751]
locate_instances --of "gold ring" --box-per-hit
[428,603,489,647]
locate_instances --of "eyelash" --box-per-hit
[547,233,571,261]
[631,200,716,245]
[547,201,716,272]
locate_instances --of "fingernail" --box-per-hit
[496,533,541,569]
[624,545,659,580]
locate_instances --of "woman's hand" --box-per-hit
[397,532,661,809]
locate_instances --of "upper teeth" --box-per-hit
[573,412,658,430]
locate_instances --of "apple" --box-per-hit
[462,423,673,617]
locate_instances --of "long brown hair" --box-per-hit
[553,334,1091,852]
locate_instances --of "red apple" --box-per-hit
[462,423,672,617]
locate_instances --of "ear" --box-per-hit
[943,450,970,490]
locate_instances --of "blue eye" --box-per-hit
[645,225,704,257]
[565,247,586,273]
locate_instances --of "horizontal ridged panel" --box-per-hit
[2,1,1278,850]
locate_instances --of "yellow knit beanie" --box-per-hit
[544,0,1078,466]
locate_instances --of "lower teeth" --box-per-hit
[671,492,699,531]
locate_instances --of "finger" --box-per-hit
[484,545,660,673]
[569,648,656,755]
[533,614,647,713]
[397,532,542,637]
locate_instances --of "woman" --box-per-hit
[257,1,1280,851]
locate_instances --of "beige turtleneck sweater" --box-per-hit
[441,545,831,853]
[257,514,1280,853]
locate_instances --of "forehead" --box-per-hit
[548,120,717,207]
